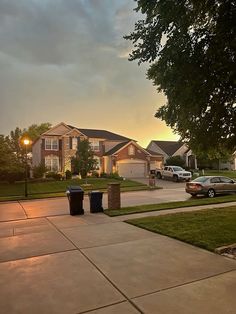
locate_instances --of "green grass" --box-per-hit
[127,206,236,251]
[0,178,149,201]
[195,169,236,179]
[104,194,236,216]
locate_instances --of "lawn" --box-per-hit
[0,178,148,201]
[104,193,236,216]
[194,169,236,179]
[126,206,236,251]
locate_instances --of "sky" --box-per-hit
[0,0,179,147]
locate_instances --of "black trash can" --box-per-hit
[88,191,103,213]
[66,186,84,215]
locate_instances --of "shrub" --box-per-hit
[65,170,72,180]
[91,171,99,178]
[100,172,108,178]
[45,172,62,181]
[32,163,47,178]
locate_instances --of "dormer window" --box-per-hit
[128,145,135,156]
[45,138,58,150]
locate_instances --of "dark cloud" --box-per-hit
[0,0,174,144]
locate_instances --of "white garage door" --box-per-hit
[118,163,146,178]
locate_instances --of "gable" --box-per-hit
[42,122,71,136]
[151,140,185,156]
[65,128,86,138]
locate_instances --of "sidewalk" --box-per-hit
[0,198,236,313]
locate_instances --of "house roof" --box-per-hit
[146,149,163,157]
[152,140,185,156]
[104,141,130,156]
[67,125,131,141]
[105,141,160,157]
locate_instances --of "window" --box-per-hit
[210,177,221,183]
[90,140,100,151]
[45,155,59,172]
[72,137,77,150]
[220,177,233,183]
[128,145,135,156]
[65,137,70,150]
[45,138,58,150]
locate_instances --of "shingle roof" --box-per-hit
[152,140,185,156]
[146,149,163,157]
[104,141,130,155]
[67,125,131,141]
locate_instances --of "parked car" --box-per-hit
[185,176,236,197]
[155,166,192,182]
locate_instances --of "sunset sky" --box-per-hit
[0,0,179,147]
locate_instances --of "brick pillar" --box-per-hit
[108,183,121,210]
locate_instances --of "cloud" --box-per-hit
[0,0,175,144]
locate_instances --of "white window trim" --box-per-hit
[45,138,59,151]
[90,140,100,151]
[45,155,60,172]
[72,137,77,150]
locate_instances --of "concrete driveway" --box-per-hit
[0,201,236,313]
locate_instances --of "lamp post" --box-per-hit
[23,139,30,198]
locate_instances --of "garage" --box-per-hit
[117,162,146,178]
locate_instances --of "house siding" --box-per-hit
[116,144,147,161]
[32,139,41,167]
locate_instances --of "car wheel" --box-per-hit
[173,175,178,182]
[207,189,215,198]
[190,193,197,197]
[157,173,162,179]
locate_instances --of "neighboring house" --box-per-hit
[218,151,236,170]
[146,140,197,169]
[32,122,163,178]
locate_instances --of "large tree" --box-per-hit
[0,135,25,183]
[125,0,236,157]
[9,122,51,158]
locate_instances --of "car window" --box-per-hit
[220,177,233,183]
[210,177,221,183]
[173,166,184,171]
[193,177,208,183]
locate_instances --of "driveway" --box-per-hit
[133,177,187,189]
[0,202,235,313]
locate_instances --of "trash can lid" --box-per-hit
[90,190,103,194]
[67,185,83,191]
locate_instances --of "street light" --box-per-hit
[23,139,30,197]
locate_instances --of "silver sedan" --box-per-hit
[185,176,236,198]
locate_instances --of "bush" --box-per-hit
[165,156,185,168]
[101,172,123,180]
[91,171,99,178]
[65,170,72,180]
[100,172,108,178]
[45,172,62,181]
[108,172,123,180]
[32,163,47,178]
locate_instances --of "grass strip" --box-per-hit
[0,185,157,202]
[104,194,236,216]
[126,206,236,251]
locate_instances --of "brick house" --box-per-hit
[32,122,163,178]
